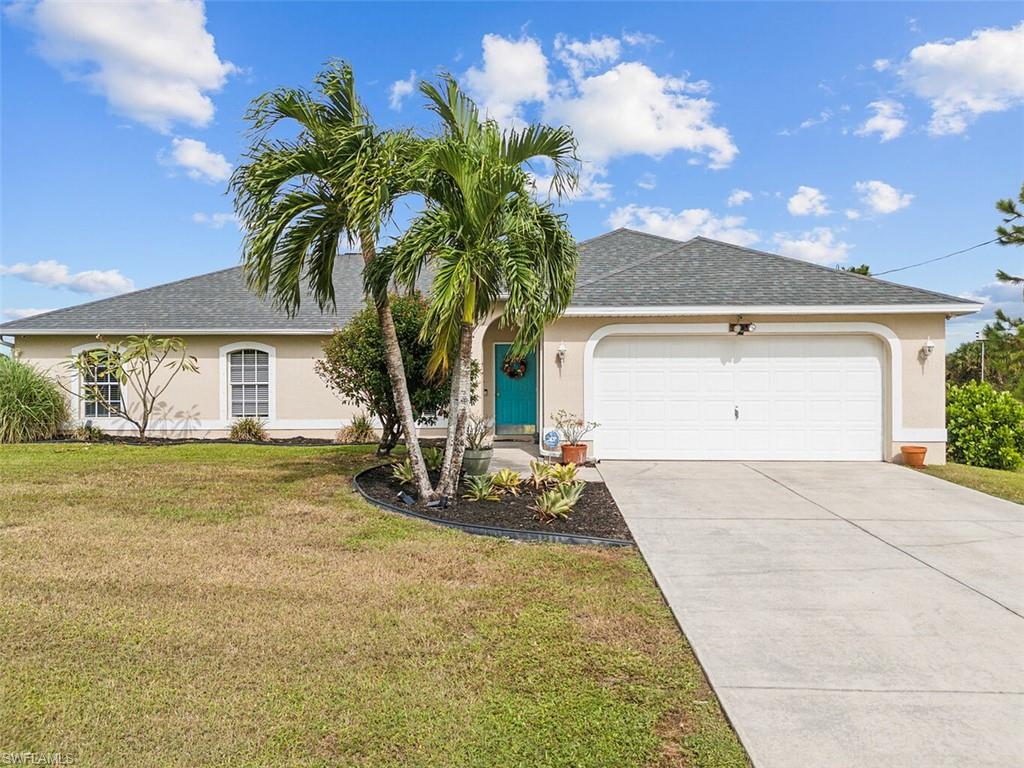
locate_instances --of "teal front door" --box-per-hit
[494,344,537,435]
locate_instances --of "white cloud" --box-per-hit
[3,307,56,320]
[854,180,913,214]
[727,189,752,207]
[17,0,235,132]
[544,61,737,168]
[166,137,231,183]
[799,109,832,130]
[192,211,238,229]
[462,32,737,203]
[530,163,613,202]
[773,228,851,265]
[0,260,134,294]
[872,58,891,72]
[608,205,759,246]
[855,99,907,142]
[899,22,1024,135]
[636,173,657,190]
[948,279,1024,347]
[389,70,416,111]
[622,31,660,47]
[787,186,831,217]
[464,34,550,126]
[845,209,862,220]
[554,34,621,81]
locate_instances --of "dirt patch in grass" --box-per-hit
[0,443,747,768]
[357,463,633,541]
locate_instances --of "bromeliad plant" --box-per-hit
[491,468,523,496]
[548,462,579,485]
[462,473,500,502]
[528,459,555,489]
[531,487,574,523]
[423,446,445,472]
[391,458,417,486]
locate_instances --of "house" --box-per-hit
[1,229,981,463]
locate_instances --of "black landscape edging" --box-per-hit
[352,467,633,548]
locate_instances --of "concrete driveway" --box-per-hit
[599,461,1024,768]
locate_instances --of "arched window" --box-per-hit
[228,348,270,418]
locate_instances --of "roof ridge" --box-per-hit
[687,236,977,305]
[576,238,696,289]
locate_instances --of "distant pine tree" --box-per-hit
[841,264,871,276]
[995,184,1023,298]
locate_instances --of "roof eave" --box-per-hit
[563,303,983,317]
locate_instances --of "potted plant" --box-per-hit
[552,409,599,465]
[462,416,494,476]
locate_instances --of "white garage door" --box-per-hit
[592,334,883,461]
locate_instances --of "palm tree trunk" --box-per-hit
[436,322,474,497]
[360,236,433,501]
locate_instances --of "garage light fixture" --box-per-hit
[729,322,756,336]
[921,337,936,359]
[556,343,567,363]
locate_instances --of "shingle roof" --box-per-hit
[573,229,978,308]
[0,254,381,333]
[1,229,978,334]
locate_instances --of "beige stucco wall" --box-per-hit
[17,310,950,461]
[14,334,361,438]
[477,312,949,464]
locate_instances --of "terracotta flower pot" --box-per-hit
[900,445,927,467]
[560,443,587,465]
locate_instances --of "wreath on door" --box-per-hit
[502,355,528,379]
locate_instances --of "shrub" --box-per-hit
[72,422,105,442]
[316,293,477,455]
[946,381,1024,470]
[229,417,268,442]
[337,412,377,444]
[462,474,500,502]
[0,356,69,443]
[557,480,586,508]
[423,446,444,472]
[491,468,522,495]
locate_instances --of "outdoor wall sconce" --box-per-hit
[556,343,567,363]
[920,337,936,359]
[729,322,756,336]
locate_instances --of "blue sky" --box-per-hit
[1,1,1022,347]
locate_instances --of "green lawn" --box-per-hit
[919,461,1024,505]
[0,443,747,768]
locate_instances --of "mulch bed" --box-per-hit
[356,463,633,542]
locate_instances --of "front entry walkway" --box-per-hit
[599,461,1024,768]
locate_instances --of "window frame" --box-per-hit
[219,342,276,423]
[70,342,125,422]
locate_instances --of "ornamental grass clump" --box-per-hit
[0,356,69,444]
[229,417,268,442]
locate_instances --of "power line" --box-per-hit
[871,237,1003,277]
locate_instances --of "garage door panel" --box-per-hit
[593,334,882,461]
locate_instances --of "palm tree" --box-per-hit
[230,62,433,499]
[995,184,1023,299]
[368,76,580,496]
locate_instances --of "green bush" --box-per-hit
[72,422,105,442]
[0,355,70,443]
[229,417,268,442]
[946,381,1024,470]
